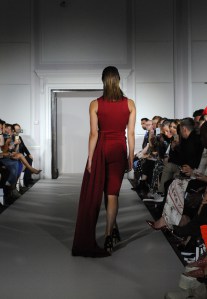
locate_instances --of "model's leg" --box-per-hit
[104,193,121,245]
[104,141,126,252]
[105,195,118,236]
[104,194,118,252]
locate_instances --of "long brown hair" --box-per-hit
[102,66,124,101]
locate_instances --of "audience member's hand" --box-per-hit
[29,154,33,160]
[14,139,21,145]
[181,164,193,176]
[171,140,179,149]
[194,172,207,182]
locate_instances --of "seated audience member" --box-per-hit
[145,119,175,198]
[202,106,207,121]
[141,117,149,130]
[146,118,203,203]
[199,114,206,128]
[169,119,180,137]
[1,123,41,203]
[144,119,179,202]
[13,123,34,187]
[152,115,162,131]
[141,118,149,149]
[146,119,206,230]
[132,120,154,192]
[138,119,173,198]
[0,122,21,202]
[132,119,153,188]
[2,124,41,175]
[193,108,204,134]
[193,108,204,123]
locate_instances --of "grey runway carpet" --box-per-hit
[0,174,184,299]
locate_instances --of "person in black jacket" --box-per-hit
[179,117,204,169]
[13,123,34,187]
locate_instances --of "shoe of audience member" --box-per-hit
[165,282,207,299]
[183,266,207,278]
[146,191,154,198]
[186,256,207,269]
[143,192,164,202]
[131,180,146,191]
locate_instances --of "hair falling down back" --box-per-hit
[102,66,124,101]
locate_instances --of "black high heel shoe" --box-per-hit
[104,235,113,253]
[112,228,121,245]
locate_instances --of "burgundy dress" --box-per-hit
[72,97,130,257]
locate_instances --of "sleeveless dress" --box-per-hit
[72,96,130,257]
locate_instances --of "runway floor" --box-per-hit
[0,174,184,299]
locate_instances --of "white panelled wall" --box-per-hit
[135,0,174,133]
[0,0,207,177]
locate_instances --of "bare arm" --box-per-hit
[127,99,136,171]
[0,134,4,147]
[87,100,98,173]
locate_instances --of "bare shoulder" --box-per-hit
[127,99,136,112]
[89,99,98,112]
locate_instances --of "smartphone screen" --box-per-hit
[156,128,160,135]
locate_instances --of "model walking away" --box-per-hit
[72,66,136,257]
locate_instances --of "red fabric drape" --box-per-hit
[72,133,107,257]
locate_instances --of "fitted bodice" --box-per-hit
[97,97,130,135]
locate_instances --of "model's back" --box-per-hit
[97,97,130,133]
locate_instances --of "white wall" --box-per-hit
[1,0,207,176]
[0,0,42,168]
[36,0,130,68]
[0,0,31,132]
[134,0,174,135]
